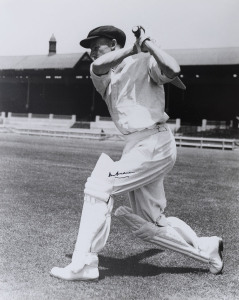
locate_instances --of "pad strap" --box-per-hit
[84,177,113,202]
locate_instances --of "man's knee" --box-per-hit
[84,153,115,202]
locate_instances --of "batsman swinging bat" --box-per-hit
[132,26,145,38]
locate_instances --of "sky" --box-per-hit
[0,0,238,56]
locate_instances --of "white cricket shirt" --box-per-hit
[90,52,172,135]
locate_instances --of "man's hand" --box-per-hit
[132,26,151,53]
[132,25,180,78]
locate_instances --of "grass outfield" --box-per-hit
[0,133,238,300]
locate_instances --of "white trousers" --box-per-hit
[108,124,176,223]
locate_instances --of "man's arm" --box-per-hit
[92,46,136,76]
[142,40,180,79]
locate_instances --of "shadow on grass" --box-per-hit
[66,249,208,279]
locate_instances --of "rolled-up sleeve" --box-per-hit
[148,56,173,85]
[90,64,111,98]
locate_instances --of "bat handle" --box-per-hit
[132,26,145,38]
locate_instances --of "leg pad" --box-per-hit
[115,206,210,264]
[84,153,114,202]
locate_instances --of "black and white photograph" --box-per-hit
[0,0,238,299]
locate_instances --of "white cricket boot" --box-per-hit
[198,236,224,274]
[50,253,99,281]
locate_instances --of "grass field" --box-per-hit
[0,133,238,300]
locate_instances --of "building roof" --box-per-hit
[167,47,239,66]
[0,52,91,70]
[0,48,238,71]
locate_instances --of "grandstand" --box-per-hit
[0,36,238,141]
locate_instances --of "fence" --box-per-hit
[175,136,235,150]
[199,119,233,131]
[0,112,76,128]
[0,112,237,150]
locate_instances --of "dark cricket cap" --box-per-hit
[80,25,126,48]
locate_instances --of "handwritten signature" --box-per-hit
[108,171,135,178]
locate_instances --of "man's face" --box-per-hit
[89,37,112,61]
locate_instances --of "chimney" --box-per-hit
[49,34,56,55]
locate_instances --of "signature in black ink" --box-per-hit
[108,171,135,178]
